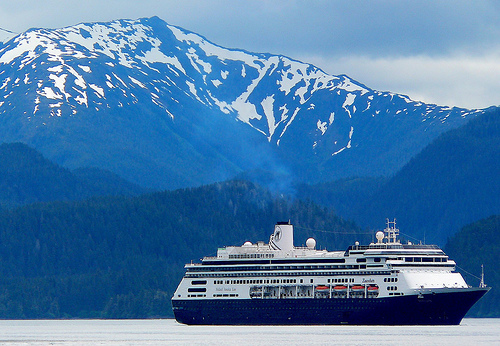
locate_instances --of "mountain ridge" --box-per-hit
[298,107,500,246]
[0,16,485,189]
[0,142,147,206]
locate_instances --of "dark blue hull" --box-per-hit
[172,288,488,325]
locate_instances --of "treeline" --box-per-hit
[0,142,147,207]
[299,107,500,246]
[445,215,500,317]
[0,180,364,318]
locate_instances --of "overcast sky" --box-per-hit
[1,0,499,109]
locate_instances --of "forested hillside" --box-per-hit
[0,143,147,207]
[445,215,499,317]
[300,107,500,246]
[296,177,387,218]
[0,180,363,318]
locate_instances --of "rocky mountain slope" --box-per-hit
[0,16,482,189]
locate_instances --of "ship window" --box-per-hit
[414,257,421,262]
[191,280,207,285]
[422,257,433,262]
[405,257,413,262]
[374,258,381,262]
[188,288,206,293]
[356,258,366,263]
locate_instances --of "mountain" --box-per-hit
[0,180,364,318]
[327,107,499,245]
[0,16,483,189]
[0,142,146,206]
[445,215,499,317]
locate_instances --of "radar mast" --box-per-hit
[384,218,400,244]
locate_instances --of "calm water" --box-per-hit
[0,318,498,345]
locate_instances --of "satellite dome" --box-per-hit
[306,238,316,249]
[243,241,252,247]
[376,231,384,243]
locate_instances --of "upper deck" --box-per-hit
[195,219,447,265]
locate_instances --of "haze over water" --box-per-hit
[0,318,498,345]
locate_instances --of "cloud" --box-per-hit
[1,1,499,109]
[300,51,500,109]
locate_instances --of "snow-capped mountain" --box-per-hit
[0,16,484,189]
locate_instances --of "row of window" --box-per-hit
[387,286,398,291]
[228,278,298,285]
[229,254,275,259]
[384,277,398,282]
[213,293,239,297]
[327,278,354,283]
[185,270,392,279]
[187,294,206,297]
[213,277,364,285]
[188,265,366,272]
[405,257,447,262]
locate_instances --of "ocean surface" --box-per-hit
[0,318,498,345]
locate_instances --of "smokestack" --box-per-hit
[269,221,294,252]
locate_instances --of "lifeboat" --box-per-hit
[315,285,329,291]
[333,285,348,291]
[367,286,379,291]
[351,285,365,291]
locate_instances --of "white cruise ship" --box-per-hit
[172,220,489,325]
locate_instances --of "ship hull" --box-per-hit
[172,288,488,325]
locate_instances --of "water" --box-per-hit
[0,318,498,345]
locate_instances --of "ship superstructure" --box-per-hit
[172,220,489,325]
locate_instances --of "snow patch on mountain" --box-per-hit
[0,16,483,187]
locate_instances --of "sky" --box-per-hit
[0,0,499,109]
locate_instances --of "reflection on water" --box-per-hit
[0,318,498,345]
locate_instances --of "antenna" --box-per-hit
[479,264,486,288]
[384,218,399,244]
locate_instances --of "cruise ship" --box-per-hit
[171,220,489,325]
